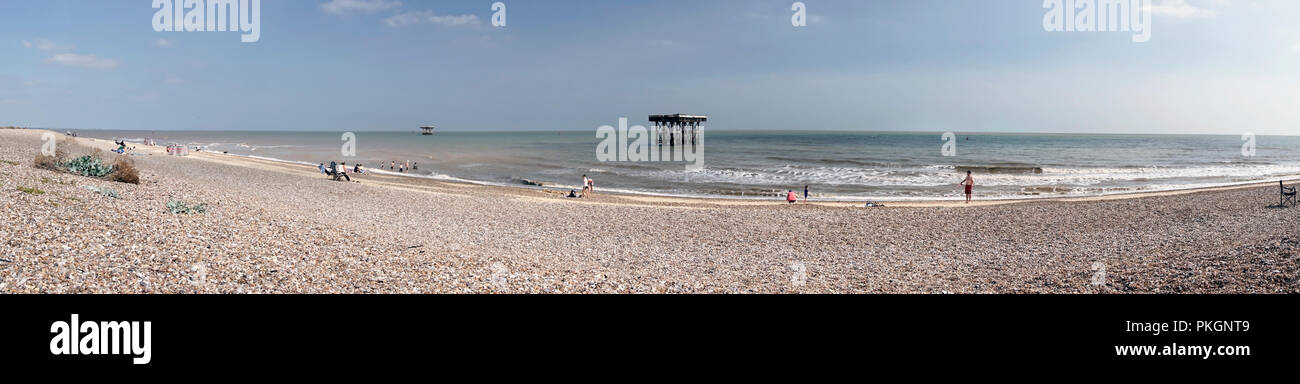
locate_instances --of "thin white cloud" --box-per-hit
[47,53,119,70]
[384,10,480,27]
[321,0,403,15]
[1149,0,1217,18]
[22,38,73,51]
[155,39,172,48]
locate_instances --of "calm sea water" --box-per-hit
[77,130,1300,201]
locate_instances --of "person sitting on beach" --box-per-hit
[960,171,974,204]
[567,190,578,198]
[318,163,327,174]
[787,190,797,204]
[354,163,364,174]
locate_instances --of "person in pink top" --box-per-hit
[786,190,797,204]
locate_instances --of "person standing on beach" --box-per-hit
[960,171,974,203]
[804,185,809,201]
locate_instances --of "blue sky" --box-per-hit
[1,0,1298,134]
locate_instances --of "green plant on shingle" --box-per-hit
[84,185,120,198]
[61,155,114,178]
[17,186,45,195]
[167,199,207,215]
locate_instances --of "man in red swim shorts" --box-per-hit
[960,171,974,204]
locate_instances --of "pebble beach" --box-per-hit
[2,129,1297,293]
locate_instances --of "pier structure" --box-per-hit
[420,126,435,135]
[649,114,707,147]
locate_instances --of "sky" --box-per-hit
[1,0,1298,134]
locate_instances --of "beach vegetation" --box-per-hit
[107,157,140,184]
[34,144,140,184]
[17,186,45,195]
[85,185,120,199]
[62,155,114,177]
[167,199,207,215]
[33,154,61,171]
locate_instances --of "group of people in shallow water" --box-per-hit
[378,160,418,173]
[311,162,978,204]
[784,171,976,204]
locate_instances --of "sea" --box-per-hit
[75,130,1300,201]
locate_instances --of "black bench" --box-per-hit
[1280,181,1295,207]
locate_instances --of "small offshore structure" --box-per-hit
[649,114,707,146]
[420,125,435,135]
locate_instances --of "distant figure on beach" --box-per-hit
[960,171,974,203]
[318,163,327,174]
[390,161,395,170]
[567,190,578,198]
[804,185,809,200]
[582,175,591,196]
[413,162,418,171]
[354,163,364,174]
[787,190,797,204]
